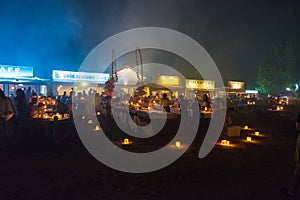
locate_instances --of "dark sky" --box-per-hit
[0,0,300,88]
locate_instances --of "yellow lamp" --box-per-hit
[95,126,100,131]
[97,112,101,116]
[221,140,230,146]
[244,125,248,129]
[276,106,280,111]
[175,141,181,148]
[255,131,259,136]
[123,138,130,145]
[246,136,252,142]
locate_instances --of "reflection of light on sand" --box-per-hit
[169,144,187,150]
[216,142,239,148]
[242,139,261,144]
[250,132,269,138]
[242,127,255,131]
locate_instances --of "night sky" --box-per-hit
[0,0,300,88]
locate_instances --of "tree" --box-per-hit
[256,39,298,95]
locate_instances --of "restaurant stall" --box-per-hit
[51,70,110,96]
[0,64,51,97]
[226,81,246,98]
[153,75,185,99]
[185,79,215,101]
[114,66,186,99]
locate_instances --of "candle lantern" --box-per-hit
[82,116,86,120]
[246,137,252,142]
[221,140,227,145]
[122,139,130,145]
[175,141,181,148]
[97,112,101,116]
[221,140,230,146]
[95,126,100,131]
[88,120,93,124]
[244,125,248,129]
[255,131,259,136]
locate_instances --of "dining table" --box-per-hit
[31,117,73,145]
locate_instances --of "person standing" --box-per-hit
[282,111,300,197]
[14,89,30,146]
[161,93,170,112]
[0,89,15,149]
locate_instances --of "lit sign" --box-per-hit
[52,70,110,83]
[0,65,33,78]
[228,81,245,90]
[245,90,258,94]
[160,76,179,86]
[186,80,215,90]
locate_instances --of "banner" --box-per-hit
[186,79,215,90]
[52,70,109,84]
[228,81,245,90]
[0,65,33,78]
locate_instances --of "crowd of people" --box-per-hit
[0,86,221,149]
[0,87,96,149]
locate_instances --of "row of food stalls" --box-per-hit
[0,64,256,101]
[113,66,216,101]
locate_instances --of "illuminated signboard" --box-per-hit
[186,80,215,90]
[159,76,179,86]
[0,65,33,78]
[52,70,110,84]
[228,81,245,90]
